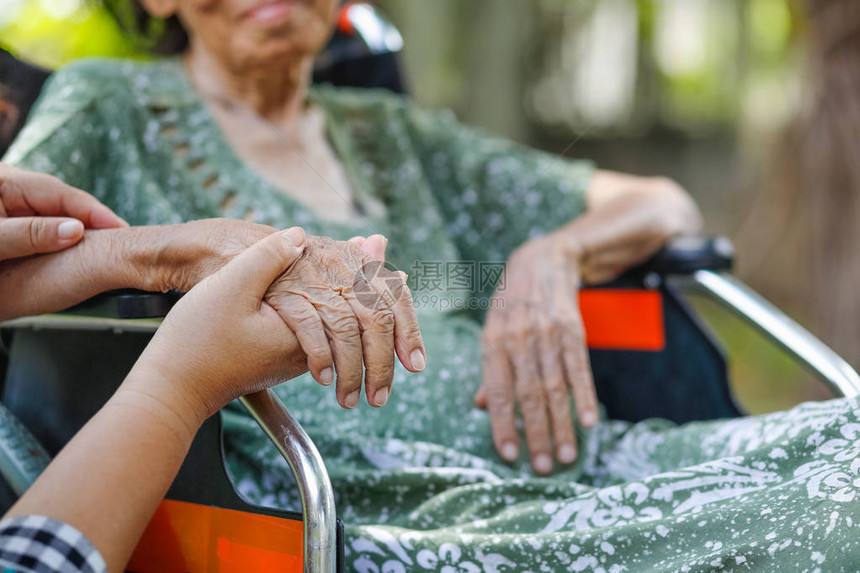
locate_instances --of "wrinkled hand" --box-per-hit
[0,164,127,261]
[160,219,391,291]
[475,234,598,475]
[128,228,311,426]
[159,220,425,406]
[267,235,426,409]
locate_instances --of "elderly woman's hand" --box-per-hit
[266,235,425,409]
[475,172,702,475]
[153,220,425,407]
[0,164,127,261]
[476,235,597,475]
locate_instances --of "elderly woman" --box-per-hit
[6,0,860,569]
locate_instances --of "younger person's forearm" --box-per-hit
[3,368,201,573]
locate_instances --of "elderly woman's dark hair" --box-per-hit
[102,0,188,55]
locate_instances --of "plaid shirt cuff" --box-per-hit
[0,516,107,573]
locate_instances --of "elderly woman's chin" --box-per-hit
[224,3,333,68]
[228,33,321,69]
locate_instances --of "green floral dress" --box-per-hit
[7,58,860,572]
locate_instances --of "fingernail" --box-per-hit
[411,349,426,371]
[581,411,598,427]
[501,442,518,461]
[282,227,306,246]
[374,386,390,406]
[57,220,83,241]
[319,368,334,386]
[558,444,577,464]
[343,390,360,409]
[534,454,553,474]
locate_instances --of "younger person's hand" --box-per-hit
[0,164,127,261]
[120,227,310,431]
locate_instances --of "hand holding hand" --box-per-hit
[0,164,127,261]
[124,228,310,429]
[153,221,425,407]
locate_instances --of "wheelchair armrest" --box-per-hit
[633,236,734,275]
[673,270,860,399]
[65,289,183,320]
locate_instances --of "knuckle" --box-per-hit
[516,389,546,412]
[284,301,320,323]
[537,320,556,340]
[372,288,397,311]
[405,327,424,345]
[0,175,19,205]
[334,366,361,388]
[518,323,536,340]
[368,307,395,332]
[481,334,506,356]
[293,309,321,327]
[365,365,394,385]
[488,394,515,417]
[394,279,412,301]
[572,378,597,400]
[518,362,540,381]
[553,312,580,330]
[545,387,569,407]
[27,219,44,249]
[328,312,360,337]
[301,334,331,354]
[40,172,62,188]
[485,384,512,405]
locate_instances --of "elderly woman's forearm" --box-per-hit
[555,171,702,285]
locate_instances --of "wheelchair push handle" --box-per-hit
[240,390,338,573]
[675,270,860,399]
[634,235,735,275]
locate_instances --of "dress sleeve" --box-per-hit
[0,515,107,573]
[2,62,111,195]
[2,60,182,226]
[400,102,595,300]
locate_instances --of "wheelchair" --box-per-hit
[3,4,859,571]
[0,235,857,573]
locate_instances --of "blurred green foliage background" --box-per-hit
[0,0,140,66]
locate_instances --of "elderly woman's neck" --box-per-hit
[185,48,313,126]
